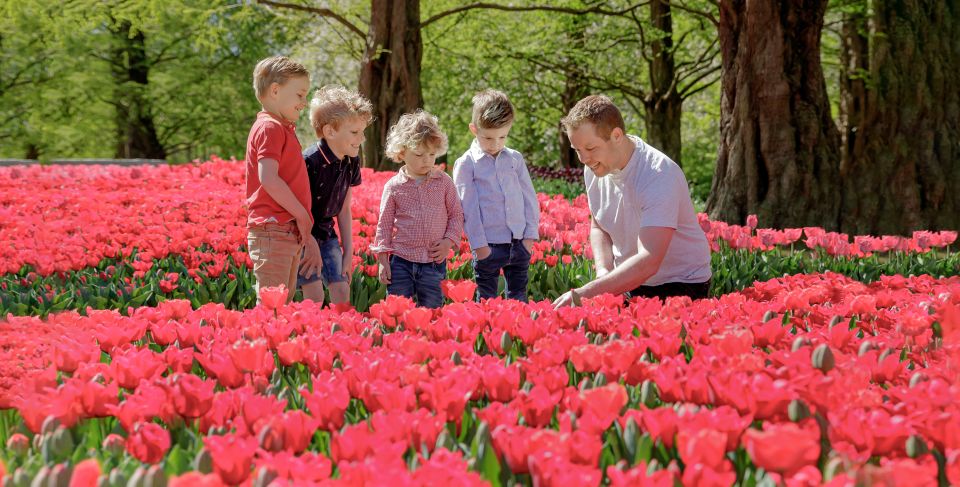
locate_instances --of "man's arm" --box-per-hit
[579,226,675,297]
[590,217,615,278]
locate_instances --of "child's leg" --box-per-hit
[247,223,302,304]
[318,237,350,305]
[415,261,447,309]
[502,239,531,302]
[386,255,416,300]
[473,244,509,300]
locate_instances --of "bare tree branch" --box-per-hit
[256,0,366,38]
[673,0,719,27]
[421,2,649,29]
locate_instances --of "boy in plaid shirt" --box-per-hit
[370,111,464,308]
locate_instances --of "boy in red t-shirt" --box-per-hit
[245,56,321,304]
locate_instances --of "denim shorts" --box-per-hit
[297,236,347,287]
[387,255,447,309]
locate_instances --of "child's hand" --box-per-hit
[475,246,492,261]
[378,262,391,285]
[429,238,454,263]
[522,239,535,253]
[341,253,354,284]
[300,236,322,278]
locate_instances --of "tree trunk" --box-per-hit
[707,0,840,228]
[838,2,869,175]
[839,0,960,234]
[644,0,683,166]
[111,20,165,160]
[359,0,423,171]
[558,15,589,169]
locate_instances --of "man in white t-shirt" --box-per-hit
[553,95,711,308]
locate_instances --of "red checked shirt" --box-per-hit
[370,167,465,263]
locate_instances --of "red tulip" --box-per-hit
[258,284,289,310]
[170,373,215,419]
[204,432,257,485]
[442,279,477,303]
[280,410,320,453]
[126,422,171,464]
[743,421,820,476]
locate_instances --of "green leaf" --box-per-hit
[164,444,190,476]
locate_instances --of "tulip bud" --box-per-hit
[622,418,639,460]
[521,381,534,393]
[278,387,293,405]
[499,331,512,355]
[14,468,30,487]
[95,475,109,487]
[371,332,383,347]
[472,421,491,460]
[640,380,659,408]
[2,475,12,487]
[828,315,843,328]
[29,466,50,487]
[41,415,61,436]
[762,310,777,323]
[791,336,811,352]
[788,399,811,422]
[592,372,607,388]
[253,467,278,487]
[360,327,371,338]
[435,430,455,451]
[608,333,620,342]
[591,333,603,345]
[144,465,166,487]
[812,344,835,372]
[42,427,75,464]
[330,323,342,335]
[577,318,588,329]
[108,468,126,487]
[258,424,284,452]
[6,433,29,456]
[909,371,928,388]
[858,340,877,356]
[451,351,462,366]
[193,448,213,474]
[823,457,845,482]
[32,434,42,452]
[270,368,283,385]
[879,348,896,362]
[100,434,124,457]
[127,467,147,487]
[49,463,72,487]
[905,435,928,458]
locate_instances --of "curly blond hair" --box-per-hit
[309,85,373,136]
[252,56,309,101]
[384,110,448,162]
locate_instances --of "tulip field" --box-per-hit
[1,160,960,486]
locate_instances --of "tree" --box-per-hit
[258,0,645,170]
[706,0,841,228]
[838,0,959,234]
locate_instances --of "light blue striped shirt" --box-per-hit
[453,140,540,250]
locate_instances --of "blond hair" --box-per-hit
[252,56,309,101]
[471,89,514,129]
[560,95,625,140]
[309,85,374,136]
[384,110,448,162]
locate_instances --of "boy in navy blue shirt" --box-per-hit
[298,85,373,305]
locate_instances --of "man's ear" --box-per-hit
[609,126,625,142]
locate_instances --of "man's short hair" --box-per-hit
[384,110,448,162]
[252,56,309,101]
[309,85,374,136]
[560,95,626,140]
[471,89,515,129]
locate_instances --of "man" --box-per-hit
[553,95,711,308]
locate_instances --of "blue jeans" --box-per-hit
[387,255,447,309]
[473,240,530,302]
[297,236,347,287]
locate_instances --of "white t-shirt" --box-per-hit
[585,136,711,287]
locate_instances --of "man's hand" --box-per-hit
[299,233,322,278]
[522,239,535,253]
[552,288,582,309]
[475,246,492,261]
[429,238,454,263]
[378,262,392,285]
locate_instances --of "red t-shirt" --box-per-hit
[245,111,311,227]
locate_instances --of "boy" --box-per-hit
[244,55,320,304]
[298,85,373,306]
[370,111,464,309]
[452,89,540,302]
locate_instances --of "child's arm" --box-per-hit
[258,158,321,276]
[516,154,541,251]
[336,186,354,283]
[452,159,488,257]
[430,177,465,263]
[371,183,397,284]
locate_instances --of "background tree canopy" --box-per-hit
[1,0,956,234]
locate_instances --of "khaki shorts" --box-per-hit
[247,222,302,304]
